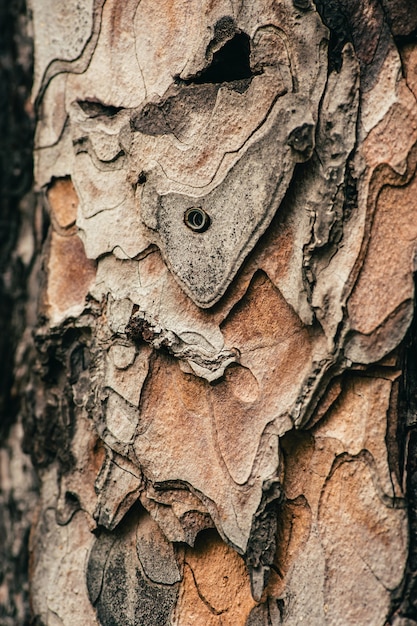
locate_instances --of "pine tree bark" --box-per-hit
[0,1,39,624]
[2,1,417,625]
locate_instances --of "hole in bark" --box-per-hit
[180,32,253,85]
[65,491,79,507]
[184,207,211,232]
[137,171,147,185]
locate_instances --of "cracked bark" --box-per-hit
[2,1,417,625]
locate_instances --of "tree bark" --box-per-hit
[0,1,39,624]
[2,1,417,625]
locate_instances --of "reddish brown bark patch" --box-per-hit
[174,529,256,624]
[47,232,96,321]
[47,177,79,230]
[348,150,417,336]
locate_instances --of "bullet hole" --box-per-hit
[184,207,211,232]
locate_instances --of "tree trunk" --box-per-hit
[3,1,417,624]
[0,1,39,624]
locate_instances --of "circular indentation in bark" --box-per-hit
[224,364,260,403]
[184,207,211,232]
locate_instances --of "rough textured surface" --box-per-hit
[0,1,38,624]
[26,0,417,624]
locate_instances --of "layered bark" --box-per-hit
[2,0,417,625]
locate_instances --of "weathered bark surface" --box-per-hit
[8,0,417,624]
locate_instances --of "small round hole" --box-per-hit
[184,207,211,232]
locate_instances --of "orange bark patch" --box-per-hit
[174,530,256,625]
[363,98,417,171]
[47,232,96,321]
[273,374,406,622]
[221,271,305,348]
[214,272,312,484]
[318,458,407,625]
[134,351,219,488]
[252,211,295,285]
[348,152,417,335]
[47,177,79,229]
